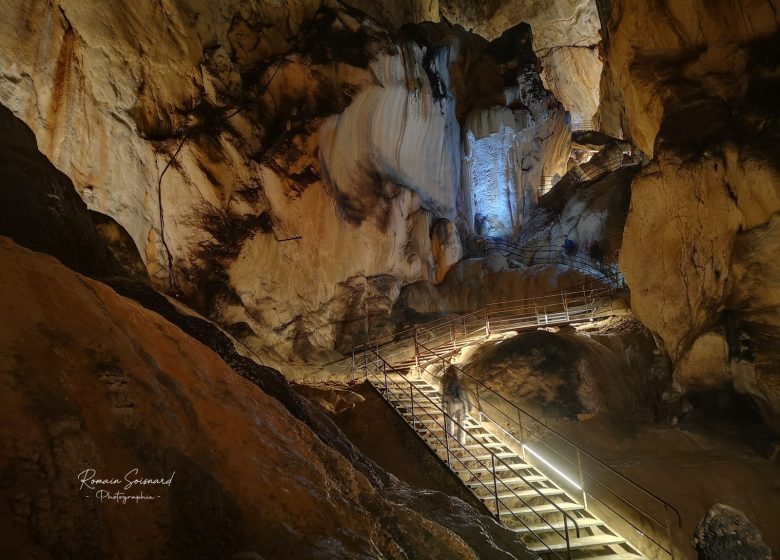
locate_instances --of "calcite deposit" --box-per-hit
[0,0,572,361]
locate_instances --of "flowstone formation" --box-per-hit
[0,0,570,363]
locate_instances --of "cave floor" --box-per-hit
[556,412,780,558]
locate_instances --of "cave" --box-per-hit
[0,1,778,559]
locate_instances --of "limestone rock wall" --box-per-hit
[600,0,780,428]
[0,236,532,560]
[0,0,568,362]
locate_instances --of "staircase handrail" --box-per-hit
[412,337,682,558]
[353,282,620,377]
[483,238,625,287]
[353,277,623,360]
[363,351,581,559]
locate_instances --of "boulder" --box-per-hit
[693,504,772,560]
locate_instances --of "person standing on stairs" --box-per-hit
[441,364,468,445]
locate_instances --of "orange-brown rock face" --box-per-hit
[600,1,780,427]
[0,237,527,560]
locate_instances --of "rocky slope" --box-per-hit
[0,235,533,560]
[0,0,570,363]
[597,0,780,429]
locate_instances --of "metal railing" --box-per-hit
[362,351,581,560]
[540,145,637,204]
[537,176,556,198]
[571,119,595,132]
[408,338,682,559]
[352,282,621,377]
[482,238,626,288]
[352,280,681,559]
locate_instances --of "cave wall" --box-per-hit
[0,235,534,560]
[440,0,602,123]
[0,0,569,362]
[599,0,780,429]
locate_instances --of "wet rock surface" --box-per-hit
[598,0,780,429]
[460,323,659,420]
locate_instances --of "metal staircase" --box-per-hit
[354,285,682,560]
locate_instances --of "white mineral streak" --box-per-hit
[0,0,571,362]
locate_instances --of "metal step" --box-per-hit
[511,517,604,534]
[527,534,626,553]
[462,452,517,461]
[475,487,565,500]
[453,462,533,475]
[575,554,643,560]
[466,475,546,487]
[499,501,583,516]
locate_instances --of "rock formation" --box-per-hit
[0,236,534,559]
[0,0,571,362]
[693,504,772,560]
[440,0,602,124]
[598,0,780,429]
[0,104,121,278]
[460,327,649,420]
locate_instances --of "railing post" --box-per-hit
[484,307,491,338]
[562,288,570,321]
[413,327,420,370]
[410,382,416,427]
[383,360,388,391]
[576,449,587,509]
[450,323,456,351]
[491,454,500,520]
[444,418,451,465]
[564,515,572,560]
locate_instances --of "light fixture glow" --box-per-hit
[522,444,582,491]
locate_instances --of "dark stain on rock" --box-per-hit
[46,11,75,152]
